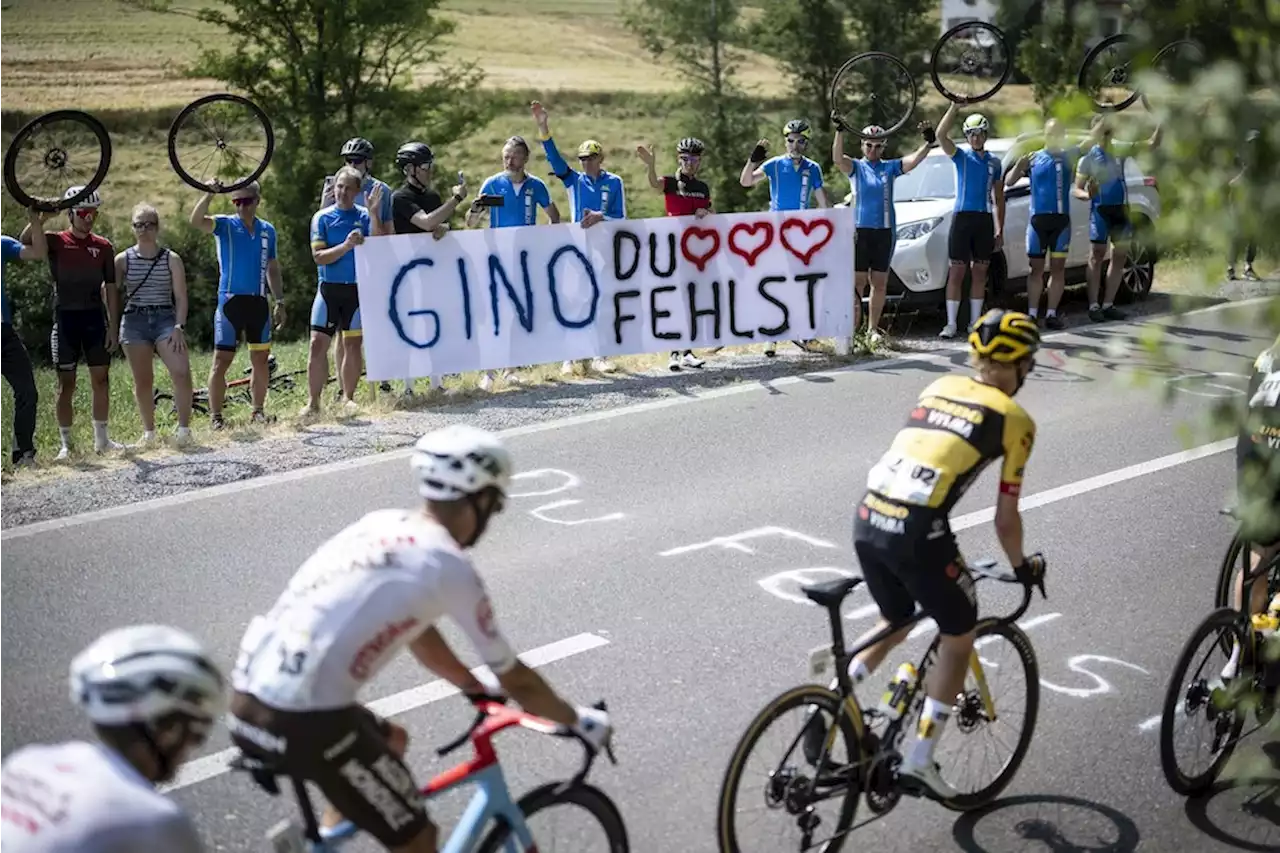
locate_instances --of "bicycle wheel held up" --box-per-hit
[715,559,1044,853]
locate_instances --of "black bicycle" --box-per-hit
[1159,508,1280,795]
[153,354,298,418]
[716,559,1045,852]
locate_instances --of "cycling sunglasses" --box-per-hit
[132,219,159,230]
[785,136,808,146]
[679,154,701,162]
[345,156,368,166]
[232,196,259,207]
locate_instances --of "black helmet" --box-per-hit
[340,137,375,159]
[968,309,1040,364]
[783,119,812,139]
[676,137,705,155]
[395,142,434,169]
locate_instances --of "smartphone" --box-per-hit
[476,194,505,208]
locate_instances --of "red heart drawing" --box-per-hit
[779,217,835,266]
[680,227,721,272]
[727,221,774,267]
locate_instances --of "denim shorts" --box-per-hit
[120,305,177,346]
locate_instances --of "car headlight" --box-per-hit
[896,218,943,242]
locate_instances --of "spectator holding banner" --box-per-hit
[20,187,124,459]
[740,119,828,356]
[303,166,379,416]
[465,134,561,390]
[320,137,394,397]
[390,140,469,396]
[531,100,625,376]
[3,207,47,467]
[832,117,933,348]
[636,137,712,371]
[114,203,194,446]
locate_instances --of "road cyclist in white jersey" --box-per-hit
[1,624,226,852]
[225,423,613,853]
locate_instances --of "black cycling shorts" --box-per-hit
[1027,213,1071,259]
[227,691,429,848]
[948,211,995,265]
[310,281,363,337]
[855,228,894,273]
[51,308,110,372]
[852,493,979,635]
[215,295,272,352]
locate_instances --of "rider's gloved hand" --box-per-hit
[918,120,937,144]
[462,671,508,707]
[830,110,847,131]
[1014,553,1047,590]
[569,705,612,754]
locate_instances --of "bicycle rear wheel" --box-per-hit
[1140,38,1206,111]
[1159,607,1251,796]
[933,619,1040,811]
[1078,33,1141,112]
[475,781,628,852]
[168,93,274,193]
[4,110,112,211]
[829,51,917,139]
[717,685,864,853]
[930,21,1012,104]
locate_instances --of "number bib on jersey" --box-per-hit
[1252,371,1280,408]
[866,452,942,505]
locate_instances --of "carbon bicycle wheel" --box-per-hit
[716,685,863,853]
[1140,38,1206,110]
[168,93,274,193]
[930,21,1012,105]
[1159,607,1250,796]
[1078,33,1141,112]
[3,110,111,211]
[829,51,917,139]
[475,781,628,852]
[933,619,1040,811]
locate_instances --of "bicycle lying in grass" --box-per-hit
[231,698,627,853]
[716,558,1046,852]
[152,354,300,418]
[1158,507,1280,796]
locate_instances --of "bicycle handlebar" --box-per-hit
[970,558,1046,624]
[434,697,617,788]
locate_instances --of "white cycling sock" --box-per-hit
[945,300,960,327]
[904,696,951,769]
[970,298,984,323]
[848,658,870,684]
[59,427,72,449]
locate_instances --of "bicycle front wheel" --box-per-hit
[717,685,864,853]
[476,781,628,853]
[933,619,1040,811]
[1159,607,1250,796]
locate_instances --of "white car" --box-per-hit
[837,134,1161,310]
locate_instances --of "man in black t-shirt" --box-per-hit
[391,142,469,394]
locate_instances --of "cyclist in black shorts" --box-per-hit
[20,187,125,458]
[839,309,1046,801]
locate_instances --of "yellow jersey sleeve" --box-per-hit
[999,405,1036,496]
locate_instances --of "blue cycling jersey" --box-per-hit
[310,204,371,284]
[213,214,276,298]
[320,174,394,223]
[1,235,22,324]
[761,156,824,211]
[1028,146,1081,216]
[1078,142,1139,207]
[541,138,627,222]
[850,159,904,229]
[478,173,553,228]
[950,147,1001,213]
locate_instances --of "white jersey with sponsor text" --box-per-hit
[0,740,204,853]
[232,509,517,711]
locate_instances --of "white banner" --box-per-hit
[353,208,854,380]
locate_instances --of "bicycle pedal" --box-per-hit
[266,819,307,853]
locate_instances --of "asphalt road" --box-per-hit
[4,300,1278,852]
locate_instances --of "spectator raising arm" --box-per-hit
[740,138,770,187]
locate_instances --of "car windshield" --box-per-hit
[893,156,955,201]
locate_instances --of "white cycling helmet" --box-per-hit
[963,114,990,134]
[861,125,886,138]
[64,185,102,208]
[69,624,225,727]
[411,424,513,502]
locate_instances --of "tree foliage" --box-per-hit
[1016,0,1088,114]
[621,0,762,212]
[746,0,855,135]
[118,0,490,337]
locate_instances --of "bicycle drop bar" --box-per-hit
[970,558,1047,623]
[433,699,617,788]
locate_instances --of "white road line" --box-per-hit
[159,632,609,794]
[2,296,1264,541]
[950,438,1235,533]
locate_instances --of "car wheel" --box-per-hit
[1117,229,1156,304]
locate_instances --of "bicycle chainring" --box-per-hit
[865,752,902,815]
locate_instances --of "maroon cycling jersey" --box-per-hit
[45,230,115,310]
[661,175,711,217]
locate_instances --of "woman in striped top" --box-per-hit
[114,203,193,445]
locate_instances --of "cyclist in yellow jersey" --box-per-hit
[845,309,1047,800]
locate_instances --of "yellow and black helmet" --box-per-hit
[968,309,1040,363]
